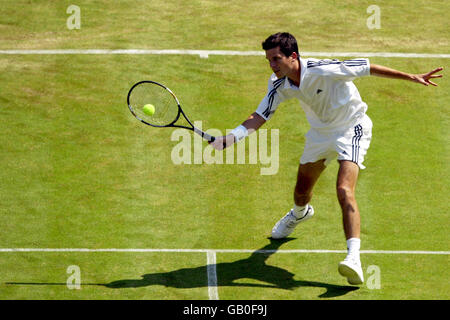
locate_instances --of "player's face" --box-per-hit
[265,47,297,78]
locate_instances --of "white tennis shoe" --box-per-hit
[338,256,364,285]
[271,205,314,239]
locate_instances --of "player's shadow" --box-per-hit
[104,238,358,298]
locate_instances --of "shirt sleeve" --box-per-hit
[255,76,285,121]
[306,58,370,81]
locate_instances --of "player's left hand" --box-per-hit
[413,67,443,86]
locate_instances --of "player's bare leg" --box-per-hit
[336,160,364,284]
[336,160,360,239]
[272,160,326,239]
[294,159,326,206]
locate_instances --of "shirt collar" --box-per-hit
[283,57,305,90]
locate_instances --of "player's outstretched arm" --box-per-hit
[210,112,266,150]
[370,64,443,86]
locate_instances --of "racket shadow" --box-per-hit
[103,238,358,298]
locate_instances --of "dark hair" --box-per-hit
[261,32,299,58]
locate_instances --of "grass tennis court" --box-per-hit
[0,0,449,300]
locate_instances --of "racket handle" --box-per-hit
[194,128,226,149]
[206,134,216,142]
[193,127,215,142]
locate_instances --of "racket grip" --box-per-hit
[194,128,215,142]
[205,134,216,142]
[194,129,226,149]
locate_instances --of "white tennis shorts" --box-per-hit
[300,115,373,169]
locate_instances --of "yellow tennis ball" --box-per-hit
[142,104,155,116]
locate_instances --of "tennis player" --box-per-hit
[210,32,443,285]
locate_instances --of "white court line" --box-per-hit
[206,250,219,300]
[0,248,448,254]
[0,49,449,58]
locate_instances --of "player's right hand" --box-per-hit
[209,134,235,150]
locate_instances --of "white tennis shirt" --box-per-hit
[256,57,371,131]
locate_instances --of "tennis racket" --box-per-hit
[127,80,216,142]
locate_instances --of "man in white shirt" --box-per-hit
[210,32,443,285]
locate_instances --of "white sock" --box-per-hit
[292,204,308,219]
[347,238,361,260]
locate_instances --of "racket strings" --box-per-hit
[129,83,179,126]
